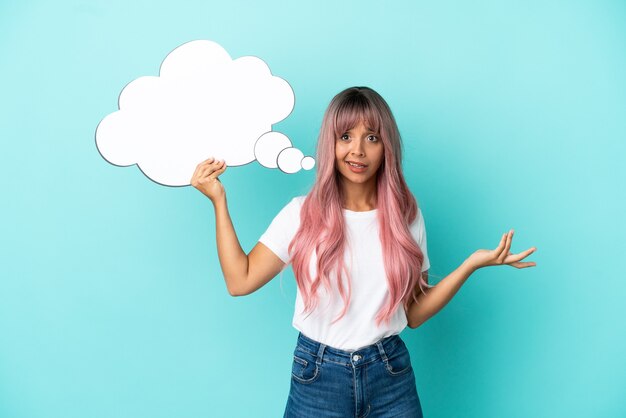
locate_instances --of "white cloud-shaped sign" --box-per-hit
[96,40,315,186]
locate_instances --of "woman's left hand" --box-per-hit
[465,230,536,271]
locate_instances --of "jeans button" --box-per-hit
[352,354,361,362]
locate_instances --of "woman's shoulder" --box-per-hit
[407,205,425,225]
[286,195,307,207]
[276,195,307,214]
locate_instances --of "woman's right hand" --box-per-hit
[190,157,227,204]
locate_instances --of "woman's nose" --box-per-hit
[350,139,365,156]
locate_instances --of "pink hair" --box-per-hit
[288,86,429,326]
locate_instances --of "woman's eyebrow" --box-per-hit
[342,127,378,136]
[344,127,376,133]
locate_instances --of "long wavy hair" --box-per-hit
[288,86,429,326]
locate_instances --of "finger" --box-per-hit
[200,159,224,178]
[193,158,214,179]
[510,261,537,269]
[505,247,536,264]
[211,163,227,178]
[494,233,507,252]
[196,157,216,171]
[487,233,507,264]
[498,230,514,263]
[191,159,211,183]
[197,165,212,179]
[191,158,222,185]
[208,161,227,179]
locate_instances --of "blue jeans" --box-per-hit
[284,332,423,418]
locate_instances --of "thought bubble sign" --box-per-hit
[95,40,315,186]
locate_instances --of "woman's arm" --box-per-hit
[212,196,250,295]
[406,230,536,329]
[406,262,474,328]
[191,158,285,297]
[213,197,285,296]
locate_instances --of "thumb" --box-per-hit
[215,164,227,181]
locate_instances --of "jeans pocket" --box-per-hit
[383,340,413,377]
[291,348,321,384]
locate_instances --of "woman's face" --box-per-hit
[335,120,384,188]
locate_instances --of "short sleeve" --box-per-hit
[409,208,431,273]
[258,197,303,264]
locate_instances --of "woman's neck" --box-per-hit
[341,182,378,211]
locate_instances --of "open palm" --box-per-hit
[467,230,536,270]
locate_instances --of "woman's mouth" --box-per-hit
[346,161,367,173]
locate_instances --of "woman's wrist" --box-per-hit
[461,258,479,275]
[210,193,227,209]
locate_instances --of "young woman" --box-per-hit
[191,86,536,417]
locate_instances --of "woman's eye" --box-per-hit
[340,134,349,140]
[368,135,378,142]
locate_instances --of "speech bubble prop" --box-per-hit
[96,40,315,186]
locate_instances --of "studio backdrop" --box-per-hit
[1,1,625,417]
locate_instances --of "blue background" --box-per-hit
[1,0,625,417]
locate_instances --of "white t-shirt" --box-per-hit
[259,195,430,351]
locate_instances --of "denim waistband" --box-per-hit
[295,331,402,367]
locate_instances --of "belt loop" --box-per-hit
[316,341,326,366]
[376,339,389,364]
